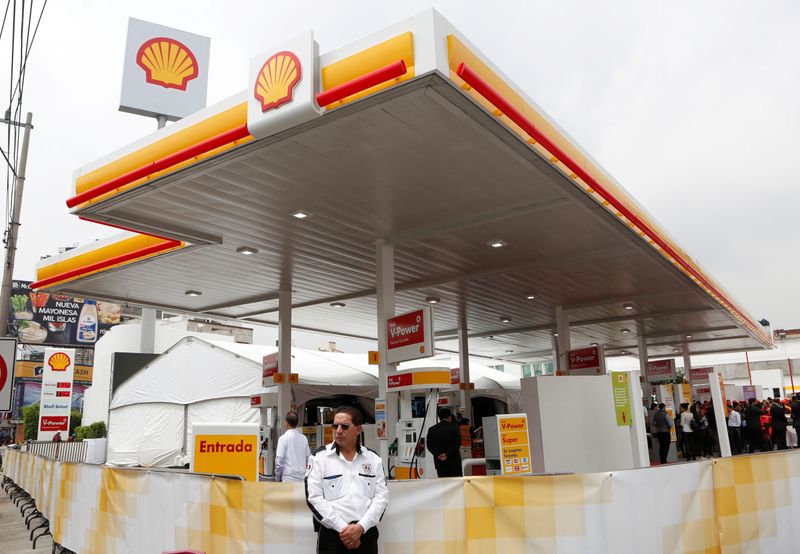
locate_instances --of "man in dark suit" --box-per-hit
[791,394,800,446]
[745,398,764,453]
[426,408,462,477]
[770,399,789,450]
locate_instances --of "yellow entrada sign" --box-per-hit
[193,434,259,481]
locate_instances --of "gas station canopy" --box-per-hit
[34,10,771,362]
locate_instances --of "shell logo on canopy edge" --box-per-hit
[254,51,302,112]
[48,352,71,372]
[136,37,199,91]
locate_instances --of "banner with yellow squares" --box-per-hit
[4,448,800,552]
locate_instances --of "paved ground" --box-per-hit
[0,486,52,553]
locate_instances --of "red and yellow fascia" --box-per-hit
[67,32,416,212]
[55,32,417,288]
[445,34,771,346]
[32,234,185,290]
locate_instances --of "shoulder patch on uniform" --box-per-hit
[312,445,327,456]
[364,446,380,456]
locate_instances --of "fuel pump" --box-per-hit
[387,367,454,479]
[250,392,278,478]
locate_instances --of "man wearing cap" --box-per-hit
[305,406,388,553]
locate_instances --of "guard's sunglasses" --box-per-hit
[330,423,351,431]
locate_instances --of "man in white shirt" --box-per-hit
[275,411,310,482]
[727,403,742,455]
[305,406,389,553]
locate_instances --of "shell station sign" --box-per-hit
[37,348,75,441]
[247,31,322,139]
[119,18,210,121]
[386,307,435,364]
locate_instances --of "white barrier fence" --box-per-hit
[4,448,800,553]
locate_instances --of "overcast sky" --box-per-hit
[2,0,799,344]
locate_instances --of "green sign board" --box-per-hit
[612,372,631,427]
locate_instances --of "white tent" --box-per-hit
[107,337,382,467]
[107,337,520,467]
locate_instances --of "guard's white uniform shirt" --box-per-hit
[275,428,310,482]
[305,443,389,533]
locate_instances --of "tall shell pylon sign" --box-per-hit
[120,18,210,120]
[137,37,199,91]
[254,51,301,112]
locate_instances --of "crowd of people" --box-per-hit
[648,393,800,463]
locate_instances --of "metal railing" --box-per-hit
[25,441,87,463]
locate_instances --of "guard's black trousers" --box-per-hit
[317,525,379,554]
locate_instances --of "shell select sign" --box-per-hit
[254,51,301,112]
[136,37,199,91]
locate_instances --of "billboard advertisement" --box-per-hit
[7,280,121,346]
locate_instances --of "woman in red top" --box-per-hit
[760,401,772,451]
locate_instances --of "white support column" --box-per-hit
[458,329,472,423]
[637,324,649,402]
[555,306,571,375]
[682,342,692,386]
[709,372,732,457]
[376,240,397,466]
[277,289,292,434]
[628,370,650,468]
[139,308,156,354]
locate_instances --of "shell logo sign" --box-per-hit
[136,37,199,91]
[47,351,72,372]
[254,51,301,112]
[247,31,321,140]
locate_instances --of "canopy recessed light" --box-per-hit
[620,329,630,334]
[620,351,629,355]
[425,296,440,304]
[236,246,259,255]
[486,335,494,340]
[330,302,346,308]
[184,290,202,297]
[590,342,599,347]
[487,239,507,248]
[525,294,536,300]
[291,209,313,219]
[505,349,514,354]
[499,316,512,323]
[672,348,680,353]
[623,302,634,310]
[553,332,559,337]
[686,335,692,339]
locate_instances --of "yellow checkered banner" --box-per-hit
[4,448,800,552]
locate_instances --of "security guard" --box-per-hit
[305,406,389,553]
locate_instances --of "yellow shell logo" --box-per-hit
[48,352,71,372]
[254,51,302,112]
[137,37,199,91]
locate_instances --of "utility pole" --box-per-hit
[0,112,34,337]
